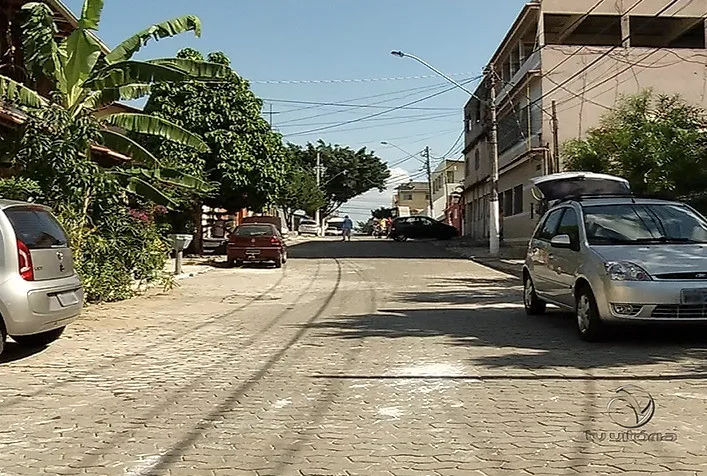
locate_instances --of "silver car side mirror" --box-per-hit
[550,234,571,248]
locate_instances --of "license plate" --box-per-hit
[246,249,261,255]
[681,289,707,304]
[56,291,79,307]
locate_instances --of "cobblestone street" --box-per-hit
[1,238,707,475]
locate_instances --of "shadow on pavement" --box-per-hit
[305,294,707,374]
[287,239,463,260]
[0,341,47,364]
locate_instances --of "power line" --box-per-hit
[264,80,460,117]
[283,77,477,137]
[270,75,481,126]
[263,98,458,111]
[251,71,478,85]
[275,111,458,129]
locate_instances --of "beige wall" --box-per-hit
[398,190,429,214]
[541,46,707,166]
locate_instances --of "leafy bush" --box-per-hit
[0,106,172,303]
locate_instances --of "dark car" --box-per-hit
[389,216,458,242]
[227,223,287,268]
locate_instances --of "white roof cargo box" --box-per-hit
[530,172,631,202]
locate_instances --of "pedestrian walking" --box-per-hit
[342,215,353,241]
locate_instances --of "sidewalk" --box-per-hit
[433,238,525,278]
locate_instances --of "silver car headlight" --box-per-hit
[604,261,652,281]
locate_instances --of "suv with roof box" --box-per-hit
[523,172,707,341]
[0,200,84,356]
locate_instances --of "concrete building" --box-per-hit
[393,182,431,216]
[431,159,465,221]
[462,0,707,246]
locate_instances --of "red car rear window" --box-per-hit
[234,225,274,237]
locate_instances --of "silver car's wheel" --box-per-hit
[523,275,546,315]
[576,287,605,342]
[0,324,6,357]
[577,295,591,333]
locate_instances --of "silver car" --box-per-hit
[523,172,707,341]
[0,200,83,355]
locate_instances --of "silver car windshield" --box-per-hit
[582,203,707,245]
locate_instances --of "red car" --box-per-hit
[227,223,287,268]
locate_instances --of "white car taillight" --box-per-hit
[17,240,34,281]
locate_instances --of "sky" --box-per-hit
[64,0,528,223]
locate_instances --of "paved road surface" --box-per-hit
[1,238,707,475]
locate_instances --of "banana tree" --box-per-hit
[0,0,227,205]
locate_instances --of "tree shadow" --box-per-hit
[304,301,707,374]
[287,239,464,260]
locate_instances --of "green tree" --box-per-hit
[143,48,289,251]
[563,90,707,199]
[287,140,390,215]
[0,0,224,204]
[276,143,326,224]
[371,207,394,219]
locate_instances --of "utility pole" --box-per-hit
[315,152,322,236]
[551,100,559,174]
[487,64,501,256]
[424,146,434,217]
[269,104,273,128]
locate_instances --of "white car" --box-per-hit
[297,220,320,236]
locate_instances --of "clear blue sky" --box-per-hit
[65,0,528,221]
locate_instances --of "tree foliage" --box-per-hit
[144,48,288,212]
[563,90,707,199]
[0,0,221,206]
[285,140,390,215]
[371,207,394,219]
[0,106,170,302]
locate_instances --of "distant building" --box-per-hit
[393,182,430,216]
[462,0,707,245]
[431,159,465,221]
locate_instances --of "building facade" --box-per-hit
[431,159,465,221]
[462,0,707,245]
[393,182,431,216]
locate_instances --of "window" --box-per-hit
[402,193,413,201]
[498,191,504,217]
[583,203,707,245]
[235,225,274,236]
[6,208,68,249]
[425,194,430,201]
[503,189,513,217]
[446,171,455,183]
[474,149,480,170]
[535,208,564,241]
[557,208,580,245]
[513,185,523,215]
[475,106,481,122]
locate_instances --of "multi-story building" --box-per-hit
[431,159,465,221]
[393,182,431,216]
[462,0,707,246]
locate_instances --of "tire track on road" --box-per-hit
[142,258,344,476]
[271,259,377,473]
[74,261,326,467]
[0,265,294,407]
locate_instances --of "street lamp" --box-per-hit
[391,49,501,256]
